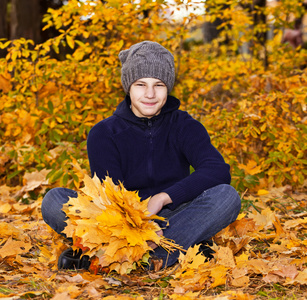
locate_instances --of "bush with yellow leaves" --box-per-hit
[0,0,306,194]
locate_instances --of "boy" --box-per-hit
[42,41,241,269]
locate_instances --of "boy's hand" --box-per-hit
[146,193,171,250]
[147,229,163,250]
[147,192,172,216]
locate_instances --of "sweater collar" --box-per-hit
[114,95,180,124]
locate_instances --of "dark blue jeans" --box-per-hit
[41,184,241,267]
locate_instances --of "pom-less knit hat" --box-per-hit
[119,41,175,94]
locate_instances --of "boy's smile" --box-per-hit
[129,78,168,119]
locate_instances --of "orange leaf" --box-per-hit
[0,237,32,258]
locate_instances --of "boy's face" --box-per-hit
[129,78,168,119]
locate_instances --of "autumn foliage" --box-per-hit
[0,0,306,194]
[63,174,178,275]
[0,0,306,299]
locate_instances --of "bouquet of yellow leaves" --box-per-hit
[62,174,178,274]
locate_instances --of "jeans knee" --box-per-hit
[41,187,75,234]
[214,184,241,221]
[41,188,57,222]
[41,187,73,224]
[227,185,241,208]
[225,184,241,220]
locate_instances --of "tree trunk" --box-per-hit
[0,0,8,39]
[251,0,268,68]
[202,4,230,44]
[10,0,41,43]
[253,0,267,47]
[0,0,8,57]
[202,19,223,44]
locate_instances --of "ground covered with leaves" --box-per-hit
[0,1,306,299]
[0,172,306,300]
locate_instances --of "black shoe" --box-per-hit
[58,248,91,270]
[197,240,215,260]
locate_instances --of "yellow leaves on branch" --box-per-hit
[0,72,12,93]
[62,174,177,275]
[238,160,262,176]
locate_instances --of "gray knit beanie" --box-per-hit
[119,41,175,94]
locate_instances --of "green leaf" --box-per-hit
[50,169,64,183]
[7,170,22,180]
[48,100,54,114]
[61,173,69,186]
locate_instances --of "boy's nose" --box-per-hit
[145,86,155,98]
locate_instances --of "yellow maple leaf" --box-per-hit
[176,244,205,273]
[62,174,179,274]
[235,252,249,267]
[210,265,228,288]
[238,160,262,175]
[248,207,276,230]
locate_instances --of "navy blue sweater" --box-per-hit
[87,95,231,210]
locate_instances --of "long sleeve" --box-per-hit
[87,120,124,184]
[162,115,230,209]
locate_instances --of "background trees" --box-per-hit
[0,0,64,57]
[0,0,306,193]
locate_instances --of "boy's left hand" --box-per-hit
[147,192,172,215]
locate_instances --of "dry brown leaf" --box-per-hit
[285,268,307,285]
[170,291,207,299]
[272,264,298,280]
[215,246,236,268]
[102,296,145,300]
[231,275,250,287]
[232,267,248,279]
[56,283,83,298]
[247,258,271,274]
[222,290,256,299]
[263,273,280,283]
[51,292,74,300]
[151,256,163,272]
[0,237,32,258]
[23,169,50,192]
[284,217,307,229]
[63,274,90,283]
